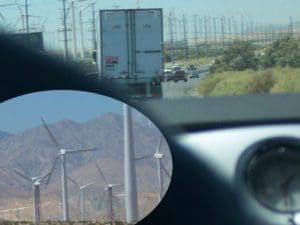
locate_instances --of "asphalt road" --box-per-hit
[162,66,209,98]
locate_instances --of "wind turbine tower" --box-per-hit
[2,167,54,223]
[96,163,123,225]
[67,176,95,221]
[123,104,139,224]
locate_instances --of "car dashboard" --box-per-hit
[179,125,300,225]
[139,96,300,225]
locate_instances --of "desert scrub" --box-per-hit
[247,70,275,94]
[197,67,300,96]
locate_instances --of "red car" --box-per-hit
[172,70,188,82]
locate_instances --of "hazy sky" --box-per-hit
[0,90,123,133]
[0,0,298,50]
[0,0,298,31]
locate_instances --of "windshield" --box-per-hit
[1,0,298,99]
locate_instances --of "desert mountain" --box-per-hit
[0,112,171,199]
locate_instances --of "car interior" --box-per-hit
[3,26,300,225]
[1,0,300,223]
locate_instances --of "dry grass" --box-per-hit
[197,67,300,96]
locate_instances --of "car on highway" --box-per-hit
[186,64,199,78]
[166,70,188,82]
[164,69,173,81]
[173,70,188,82]
[171,64,181,71]
[188,70,200,78]
[187,64,197,71]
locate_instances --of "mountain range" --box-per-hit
[0,112,172,221]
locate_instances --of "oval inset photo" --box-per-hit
[0,90,172,224]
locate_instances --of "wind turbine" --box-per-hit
[135,135,171,201]
[123,104,139,224]
[96,163,123,225]
[67,176,95,221]
[1,165,55,223]
[40,116,97,221]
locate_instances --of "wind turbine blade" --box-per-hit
[0,12,6,22]
[14,0,23,15]
[17,163,30,177]
[65,148,98,154]
[0,3,16,7]
[95,163,108,186]
[80,3,92,12]
[65,5,72,17]
[161,164,171,178]
[8,168,31,182]
[81,182,96,189]
[135,154,152,161]
[156,135,164,154]
[40,116,61,150]
[42,17,48,26]
[12,17,21,29]
[67,175,80,188]
[45,156,60,187]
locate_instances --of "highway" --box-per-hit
[162,64,210,98]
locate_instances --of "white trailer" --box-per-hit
[98,8,164,98]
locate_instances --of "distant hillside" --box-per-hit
[0,131,11,140]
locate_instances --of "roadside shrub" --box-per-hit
[261,37,300,68]
[248,70,275,94]
[210,40,259,73]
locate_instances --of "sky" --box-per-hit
[0,0,299,32]
[0,0,298,50]
[0,0,298,25]
[0,90,124,133]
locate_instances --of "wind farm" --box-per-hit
[0,91,172,224]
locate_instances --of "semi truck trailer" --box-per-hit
[97,8,164,98]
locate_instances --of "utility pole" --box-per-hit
[256,23,259,46]
[124,104,139,224]
[213,17,217,53]
[79,3,92,60]
[173,15,178,42]
[246,22,249,42]
[182,14,188,63]
[251,22,255,43]
[290,16,293,36]
[25,0,29,33]
[228,17,232,43]
[241,15,244,41]
[198,17,202,54]
[71,1,77,59]
[79,10,84,59]
[264,24,268,44]
[169,12,175,65]
[193,15,199,58]
[62,0,69,59]
[204,16,208,57]
[233,16,238,39]
[91,2,96,51]
[221,17,225,49]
